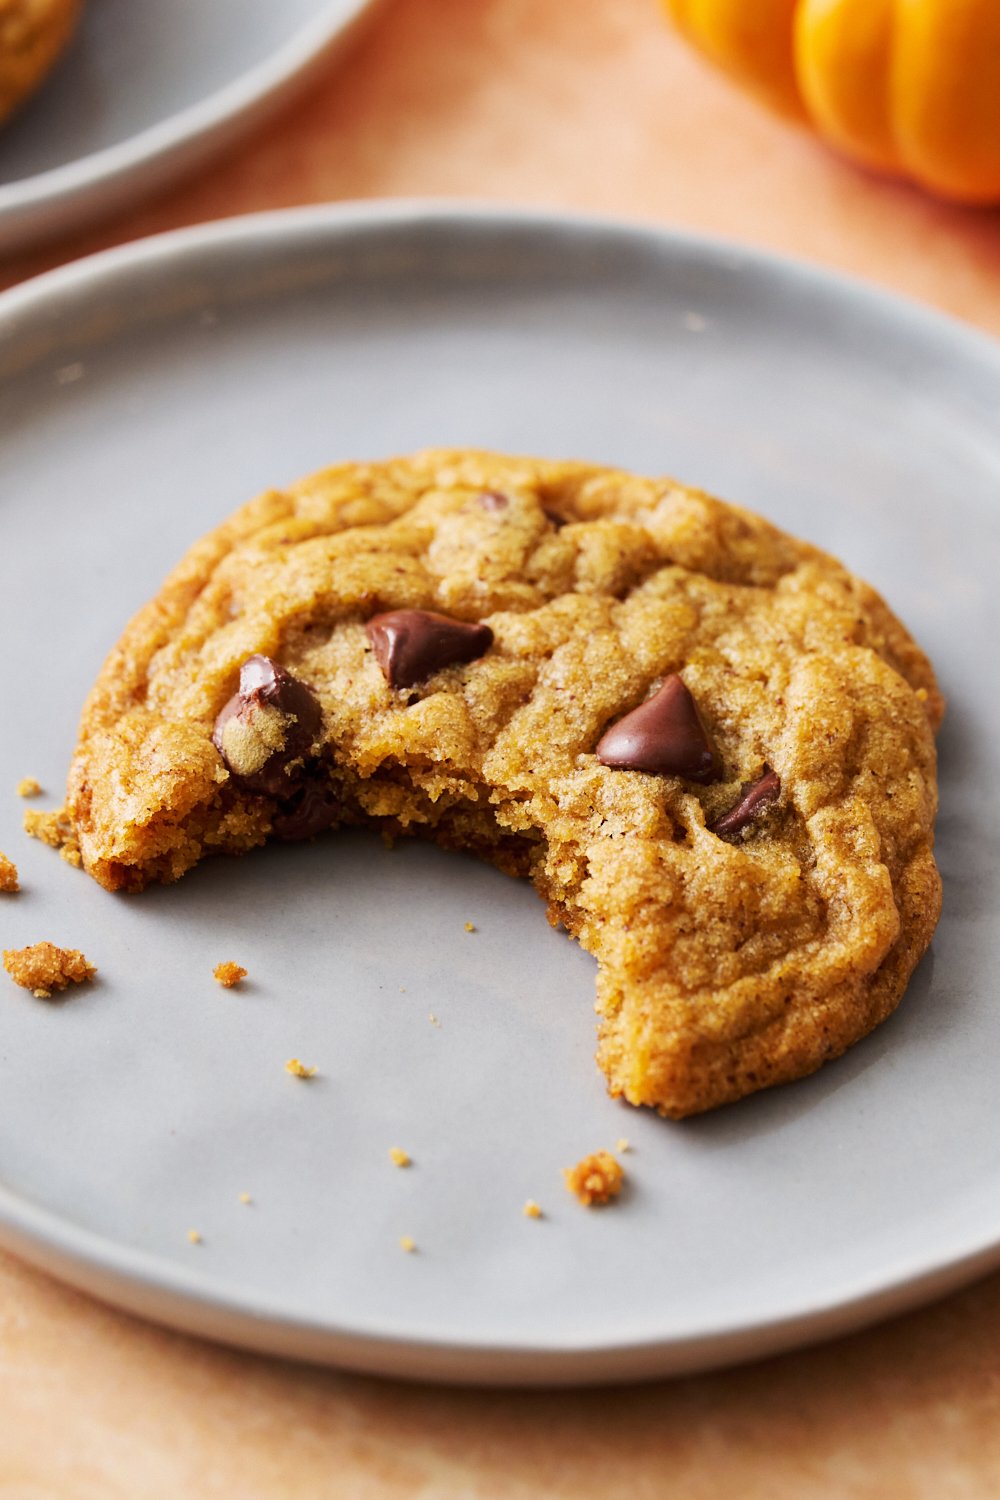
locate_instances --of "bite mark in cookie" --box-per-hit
[270,778,341,841]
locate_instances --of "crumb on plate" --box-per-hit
[238,1192,252,1205]
[463,921,476,933]
[399,1235,416,1253]
[0,853,19,893]
[3,941,96,999]
[16,778,41,798]
[213,961,247,988]
[563,1150,624,1207]
[187,1229,203,1245]
[285,1057,317,1079]
[615,1137,631,1154]
[389,1146,411,1168]
[523,1199,543,1219]
[23,807,81,868]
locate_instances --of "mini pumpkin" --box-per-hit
[665,0,1000,205]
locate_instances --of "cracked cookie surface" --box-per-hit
[62,450,942,1116]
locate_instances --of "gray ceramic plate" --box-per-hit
[0,0,378,253]
[0,204,997,1386]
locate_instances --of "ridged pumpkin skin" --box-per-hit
[664,0,1000,204]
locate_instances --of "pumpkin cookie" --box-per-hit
[57,450,942,1117]
[0,0,82,126]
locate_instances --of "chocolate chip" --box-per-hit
[596,675,718,783]
[212,655,321,795]
[366,609,493,689]
[711,769,781,838]
[479,491,509,512]
[271,779,341,841]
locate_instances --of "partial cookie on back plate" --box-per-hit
[52,450,942,1117]
[0,0,83,126]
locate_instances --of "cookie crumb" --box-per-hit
[399,1235,416,1253]
[213,961,247,988]
[464,921,476,933]
[523,1199,543,1219]
[563,1150,624,1207]
[16,778,41,798]
[389,1146,411,1168]
[285,1057,317,1079]
[187,1229,203,1245]
[615,1137,631,1154]
[3,942,96,998]
[0,853,19,893]
[23,807,81,868]
[428,1013,440,1027]
[238,1192,252,1205]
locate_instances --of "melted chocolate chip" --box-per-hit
[212,655,321,796]
[711,769,781,838]
[479,490,509,512]
[366,609,493,689]
[596,675,718,783]
[271,779,341,841]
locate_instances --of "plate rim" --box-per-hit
[6,1180,1000,1385]
[3,197,999,373]
[2,198,998,1385]
[0,0,381,251]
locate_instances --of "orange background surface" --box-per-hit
[2,1,1000,1493]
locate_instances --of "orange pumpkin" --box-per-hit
[664,0,1000,204]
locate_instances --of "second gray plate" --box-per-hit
[0,0,377,253]
[0,204,997,1384]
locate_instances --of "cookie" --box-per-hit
[57,450,943,1117]
[0,0,82,127]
